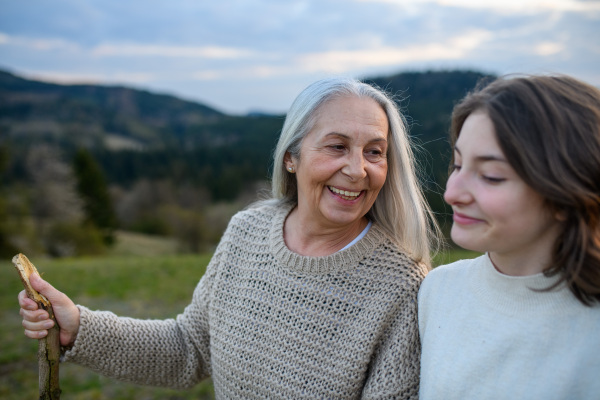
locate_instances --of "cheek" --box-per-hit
[483,189,542,227]
[480,194,513,220]
[371,163,388,188]
[513,199,555,229]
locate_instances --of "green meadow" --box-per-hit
[0,233,478,399]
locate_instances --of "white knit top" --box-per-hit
[418,254,600,400]
[63,202,427,399]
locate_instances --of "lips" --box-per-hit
[453,211,483,225]
[328,186,362,201]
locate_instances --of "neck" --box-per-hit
[283,207,368,256]
[488,250,553,276]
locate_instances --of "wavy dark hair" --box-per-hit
[450,74,600,306]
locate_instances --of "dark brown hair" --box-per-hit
[450,74,600,305]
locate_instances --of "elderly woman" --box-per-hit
[19,77,439,399]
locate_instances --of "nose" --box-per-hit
[444,170,472,206]
[342,150,368,181]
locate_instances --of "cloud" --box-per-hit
[356,0,600,13]
[535,41,565,56]
[184,28,495,81]
[192,70,225,80]
[0,32,81,52]
[0,31,255,60]
[22,70,155,85]
[295,29,493,73]
[21,70,106,84]
[191,64,299,81]
[1,0,598,114]
[91,43,255,59]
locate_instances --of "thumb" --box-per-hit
[29,273,66,306]
[29,272,80,347]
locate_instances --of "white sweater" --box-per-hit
[63,202,427,399]
[418,254,600,400]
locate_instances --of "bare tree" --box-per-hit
[27,145,83,223]
[26,145,84,256]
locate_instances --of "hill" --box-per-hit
[0,69,224,150]
[0,68,492,198]
[0,69,286,199]
[0,68,494,256]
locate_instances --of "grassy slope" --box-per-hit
[1,251,215,399]
[0,233,478,399]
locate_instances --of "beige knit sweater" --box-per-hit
[63,202,427,399]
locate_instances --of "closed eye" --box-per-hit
[482,175,505,183]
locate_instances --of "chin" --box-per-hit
[323,209,363,225]
[450,230,485,253]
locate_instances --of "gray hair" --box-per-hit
[269,77,440,265]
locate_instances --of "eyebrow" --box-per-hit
[325,132,388,143]
[454,146,507,163]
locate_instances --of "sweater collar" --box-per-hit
[471,254,582,315]
[269,202,386,275]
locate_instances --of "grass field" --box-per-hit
[0,233,478,399]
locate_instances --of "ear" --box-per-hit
[549,203,568,222]
[554,210,568,222]
[284,152,294,170]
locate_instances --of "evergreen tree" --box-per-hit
[73,148,118,244]
[0,145,20,256]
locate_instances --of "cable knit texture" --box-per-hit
[63,202,427,399]
[418,254,600,400]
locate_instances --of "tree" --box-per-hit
[0,145,21,256]
[73,148,118,244]
[26,145,99,257]
[27,146,84,228]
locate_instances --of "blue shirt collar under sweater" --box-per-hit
[268,202,387,276]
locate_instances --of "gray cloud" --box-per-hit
[0,0,598,113]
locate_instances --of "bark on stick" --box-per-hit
[12,253,61,400]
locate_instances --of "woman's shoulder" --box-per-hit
[420,254,485,291]
[363,229,430,283]
[429,254,484,276]
[228,200,289,227]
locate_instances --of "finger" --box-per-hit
[23,318,54,331]
[24,328,48,339]
[20,307,49,322]
[18,290,39,310]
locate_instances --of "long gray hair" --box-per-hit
[269,77,440,266]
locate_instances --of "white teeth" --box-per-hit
[329,186,360,197]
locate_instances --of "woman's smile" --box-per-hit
[444,111,562,274]
[328,186,364,201]
[452,211,484,225]
[285,95,389,233]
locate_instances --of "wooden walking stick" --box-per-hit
[12,253,61,400]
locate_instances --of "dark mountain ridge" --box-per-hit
[0,68,493,202]
[0,69,228,150]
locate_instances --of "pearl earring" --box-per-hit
[287,166,294,173]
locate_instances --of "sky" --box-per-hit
[1,0,599,115]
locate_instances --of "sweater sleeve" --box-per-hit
[360,263,426,400]
[62,248,223,389]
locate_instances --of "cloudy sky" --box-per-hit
[1,0,598,114]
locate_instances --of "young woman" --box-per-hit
[418,74,600,399]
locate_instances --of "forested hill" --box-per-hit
[0,68,493,202]
[0,69,223,150]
